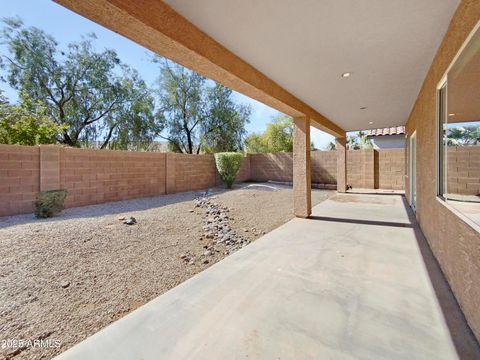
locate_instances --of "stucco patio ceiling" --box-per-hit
[163,0,459,131]
[55,0,459,133]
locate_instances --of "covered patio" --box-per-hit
[51,0,480,357]
[56,192,478,359]
[51,0,462,218]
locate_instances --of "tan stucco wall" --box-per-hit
[405,0,480,341]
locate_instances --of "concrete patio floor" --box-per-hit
[56,193,479,359]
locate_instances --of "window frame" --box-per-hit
[436,80,447,199]
[436,20,480,202]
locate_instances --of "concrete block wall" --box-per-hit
[235,154,252,182]
[171,153,217,193]
[346,150,362,188]
[311,151,337,185]
[363,150,376,189]
[0,144,406,217]
[249,149,404,190]
[0,145,255,216]
[249,153,293,182]
[347,149,375,189]
[0,145,40,216]
[447,146,480,196]
[249,151,337,185]
[40,146,61,191]
[60,147,166,208]
[376,149,405,190]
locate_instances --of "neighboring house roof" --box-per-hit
[366,126,405,136]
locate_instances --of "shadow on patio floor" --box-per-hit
[309,192,479,359]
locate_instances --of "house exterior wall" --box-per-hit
[405,0,480,341]
[371,135,406,149]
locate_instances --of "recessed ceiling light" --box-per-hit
[369,121,373,124]
[360,107,367,110]
[448,113,456,116]
[341,72,352,78]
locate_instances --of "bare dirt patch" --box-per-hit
[0,183,333,359]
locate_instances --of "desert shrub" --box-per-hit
[214,152,243,189]
[35,189,67,218]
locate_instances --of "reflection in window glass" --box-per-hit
[438,25,480,227]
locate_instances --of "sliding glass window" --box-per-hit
[437,24,480,227]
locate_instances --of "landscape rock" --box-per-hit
[194,194,250,254]
[122,217,137,225]
[60,281,70,289]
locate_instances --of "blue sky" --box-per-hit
[0,0,334,149]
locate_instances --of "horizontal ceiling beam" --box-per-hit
[54,0,345,137]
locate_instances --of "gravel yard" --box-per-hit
[0,183,333,359]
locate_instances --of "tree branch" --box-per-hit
[100,123,117,149]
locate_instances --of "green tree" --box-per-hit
[155,60,205,153]
[347,131,373,149]
[263,115,294,152]
[0,18,157,148]
[447,125,480,146]
[325,141,337,150]
[155,59,250,153]
[245,115,292,153]
[325,131,374,150]
[94,86,159,151]
[246,115,315,153]
[201,84,250,153]
[0,91,65,145]
[244,132,268,153]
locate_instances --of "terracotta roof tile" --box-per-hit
[366,126,405,136]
